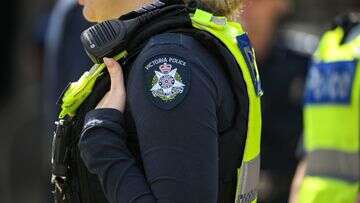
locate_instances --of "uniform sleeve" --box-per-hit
[127,33,219,202]
[79,108,157,203]
[79,33,220,203]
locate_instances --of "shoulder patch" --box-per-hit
[144,55,190,110]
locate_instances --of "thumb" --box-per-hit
[103,57,124,92]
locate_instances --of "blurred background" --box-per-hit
[0,0,359,202]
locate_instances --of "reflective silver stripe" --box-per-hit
[306,150,360,183]
[235,156,260,203]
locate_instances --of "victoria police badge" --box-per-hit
[144,55,190,110]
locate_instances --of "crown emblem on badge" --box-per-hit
[159,63,172,73]
[150,62,186,102]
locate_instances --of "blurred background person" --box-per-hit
[289,13,360,203]
[239,0,313,202]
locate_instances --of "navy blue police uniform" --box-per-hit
[78,32,239,202]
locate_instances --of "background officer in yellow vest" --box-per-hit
[289,13,360,203]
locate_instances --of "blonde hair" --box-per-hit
[184,0,243,17]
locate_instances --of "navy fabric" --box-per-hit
[79,33,236,203]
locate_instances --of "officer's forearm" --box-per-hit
[79,109,157,203]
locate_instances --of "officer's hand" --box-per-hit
[96,57,126,113]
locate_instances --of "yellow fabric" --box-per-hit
[191,9,262,162]
[191,9,262,203]
[59,51,128,119]
[304,28,360,153]
[315,27,360,62]
[299,176,359,203]
[301,27,360,203]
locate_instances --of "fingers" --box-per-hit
[101,57,126,113]
[103,57,125,92]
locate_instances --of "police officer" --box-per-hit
[289,13,360,203]
[69,0,262,202]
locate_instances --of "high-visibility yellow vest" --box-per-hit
[299,27,360,203]
[191,10,262,203]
